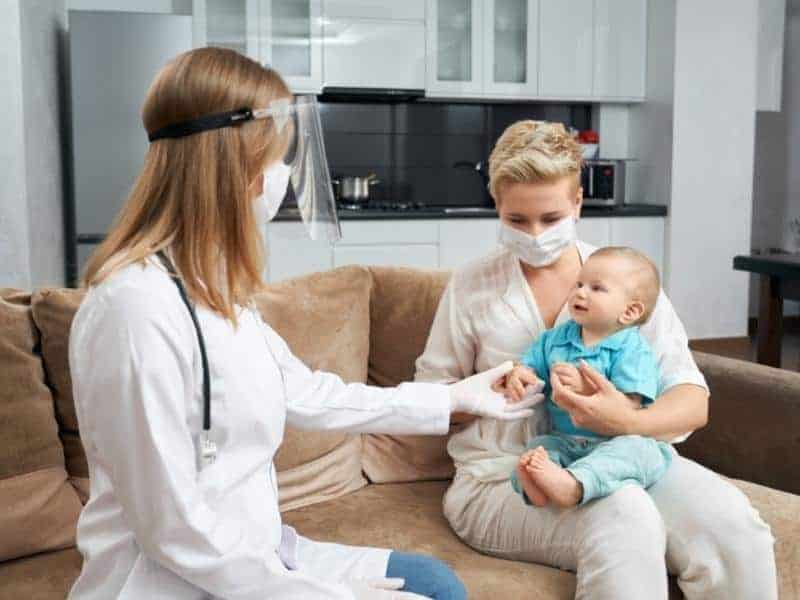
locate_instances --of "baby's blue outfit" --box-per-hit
[510,320,673,505]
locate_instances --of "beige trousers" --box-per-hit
[443,452,777,600]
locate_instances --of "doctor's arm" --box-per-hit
[80,294,355,600]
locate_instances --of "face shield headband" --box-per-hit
[147,96,341,243]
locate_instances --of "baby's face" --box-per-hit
[568,255,634,330]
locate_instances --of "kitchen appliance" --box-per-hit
[332,174,380,206]
[581,160,627,206]
[67,11,193,285]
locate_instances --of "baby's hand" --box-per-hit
[551,362,595,395]
[491,365,542,402]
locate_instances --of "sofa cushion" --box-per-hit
[0,290,83,562]
[362,267,455,483]
[282,478,799,600]
[0,547,82,600]
[283,481,576,598]
[30,288,88,501]
[254,266,373,510]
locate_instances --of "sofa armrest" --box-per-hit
[677,351,800,495]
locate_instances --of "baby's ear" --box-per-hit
[619,301,645,326]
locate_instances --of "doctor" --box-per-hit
[67,48,539,600]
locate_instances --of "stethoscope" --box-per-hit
[158,251,218,469]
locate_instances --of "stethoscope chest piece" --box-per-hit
[197,431,218,470]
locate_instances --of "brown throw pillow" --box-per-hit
[253,265,373,510]
[30,288,88,502]
[362,267,456,483]
[0,289,83,561]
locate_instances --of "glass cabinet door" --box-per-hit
[192,0,259,59]
[261,0,322,94]
[483,0,538,97]
[426,0,482,96]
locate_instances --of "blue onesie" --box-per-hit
[510,320,673,505]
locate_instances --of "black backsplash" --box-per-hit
[319,101,592,208]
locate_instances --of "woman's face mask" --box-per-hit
[498,215,577,267]
[254,161,291,225]
[495,178,581,267]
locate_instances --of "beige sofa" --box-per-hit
[1,265,798,599]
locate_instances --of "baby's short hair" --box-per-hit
[589,246,661,324]
[488,120,583,202]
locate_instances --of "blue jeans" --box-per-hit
[386,551,466,600]
[511,433,673,505]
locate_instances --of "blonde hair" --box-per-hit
[84,47,291,323]
[488,120,583,202]
[589,246,661,324]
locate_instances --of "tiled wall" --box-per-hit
[319,101,592,207]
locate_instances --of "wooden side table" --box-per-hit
[733,253,800,368]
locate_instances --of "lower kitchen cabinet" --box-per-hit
[265,216,665,283]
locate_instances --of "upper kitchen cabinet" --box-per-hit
[322,0,426,90]
[592,0,647,100]
[261,0,323,94]
[482,0,539,97]
[193,0,260,58]
[194,0,323,94]
[426,0,483,97]
[757,0,786,111]
[538,0,594,98]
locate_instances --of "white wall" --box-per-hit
[0,0,32,288]
[750,0,800,316]
[0,0,67,289]
[667,0,759,339]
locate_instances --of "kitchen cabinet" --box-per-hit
[593,0,647,100]
[261,0,323,94]
[322,19,425,90]
[426,0,484,96]
[482,0,539,97]
[757,0,786,111]
[429,0,646,101]
[192,0,260,58]
[538,0,594,98]
[439,219,500,268]
[193,0,323,94]
[265,216,664,283]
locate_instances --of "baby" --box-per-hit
[503,246,673,508]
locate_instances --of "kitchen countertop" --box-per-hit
[274,203,667,221]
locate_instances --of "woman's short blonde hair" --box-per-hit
[488,120,583,202]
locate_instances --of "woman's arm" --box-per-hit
[413,280,478,425]
[550,363,708,439]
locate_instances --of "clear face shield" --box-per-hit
[148,95,341,243]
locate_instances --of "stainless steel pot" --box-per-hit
[332,173,380,204]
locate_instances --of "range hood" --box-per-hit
[318,87,425,103]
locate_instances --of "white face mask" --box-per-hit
[255,161,292,225]
[498,215,577,267]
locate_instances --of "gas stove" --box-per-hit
[337,201,430,212]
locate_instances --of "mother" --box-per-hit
[415,120,777,599]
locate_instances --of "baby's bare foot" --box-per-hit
[517,450,548,506]
[526,450,582,508]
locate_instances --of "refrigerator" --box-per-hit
[67,11,193,286]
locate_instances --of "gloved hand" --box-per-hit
[345,577,429,599]
[449,361,545,420]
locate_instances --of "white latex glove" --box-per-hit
[345,577,429,599]
[449,361,544,420]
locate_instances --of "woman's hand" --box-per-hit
[549,360,637,436]
[450,362,544,420]
[346,577,428,599]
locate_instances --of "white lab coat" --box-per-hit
[67,257,451,600]
[415,242,708,482]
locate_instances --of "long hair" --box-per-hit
[83,47,291,323]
